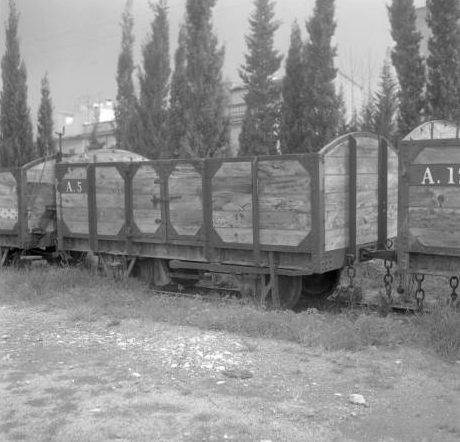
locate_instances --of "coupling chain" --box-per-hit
[345,254,357,307]
[384,259,394,303]
[346,254,356,289]
[414,274,425,311]
[449,276,459,305]
[386,238,394,250]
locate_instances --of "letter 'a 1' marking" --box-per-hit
[409,164,460,186]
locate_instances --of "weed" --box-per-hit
[413,304,460,361]
[0,266,459,361]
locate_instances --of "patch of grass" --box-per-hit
[413,304,460,361]
[1,266,459,360]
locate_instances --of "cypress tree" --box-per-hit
[36,73,54,157]
[388,0,425,137]
[0,0,34,167]
[280,20,305,154]
[138,0,170,159]
[182,0,229,158]
[115,0,138,152]
[372,60,399,141]
[359,97,375,132]
[426,0,460,120]
[336,86,348,136]
[302,0,338,151]
[239,0,282,156]
[168,25,188,158]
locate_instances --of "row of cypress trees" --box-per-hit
[116,0,441,157]
[3,0,460,166]
[386,0,460,142]
[116,0,229,159]
[0,0,54,167]
[116,0,344,158]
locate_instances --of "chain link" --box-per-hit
[346,254,356,306]
[449,276,458,305]
[414,274,425,312]
[384,259,394,303]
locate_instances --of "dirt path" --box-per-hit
[1,303,460,442]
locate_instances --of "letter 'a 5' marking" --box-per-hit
[60,179,88,193]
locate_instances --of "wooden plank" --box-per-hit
[257,159,311,248]
[325,189,397,210]
[413,146,460,164]
[324,174,397,193]
[133,195,158,210]
[409,207,460,231]
[213,210,253,229]
[325,201,398,230]
[213,209,311,231]
[409,186,460,209]
[94,194,125,208]
[0,172,18,220]
[324,156,380,175]
[325,224,380,251]
[410,228,460,249]
[212,161,253,244]
[62,218,89,234]
[61,194,88,207]
[94,165,125,237]
[0,196,18,206]
[259,210,310,230]
[63,167,87,179]
[97,221,124,236]
[26,160,55,182]
[213,227,253,244]
[26,182,54,195]
[132,166,161,233]
[0,219,17,230]
[260,229,308,247]
[169,163,203,237]
[62,207,91,221]
[133,209,162,235]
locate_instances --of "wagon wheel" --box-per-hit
[302,270,341,298]
[278,275,303,309]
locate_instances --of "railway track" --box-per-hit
[149,280,422,315]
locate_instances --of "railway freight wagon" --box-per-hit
[0,157,57,261]
[0,150,148,264]
[398,120,460,306]
[54,132,398,308]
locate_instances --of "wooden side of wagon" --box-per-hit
[0,156,56,252]
[55,133,397,278]
[399,120,460,277]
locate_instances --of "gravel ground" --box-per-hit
[1,303,460,442]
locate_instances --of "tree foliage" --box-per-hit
[168,25,188,158]
[388,0,425,137]
[36,73,54,157]
[302,0,338,152]
[359,97,375,133]
[280,21,304,154]
[179,0,228,158]
[336,86,348,136]
[426,0,460,120]
[0,0,34,167]
[138,0,170,159]
[239,0,282,156]
[115,0,138,153]
[372,60,399,142]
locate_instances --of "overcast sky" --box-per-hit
[0,0,428,119]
